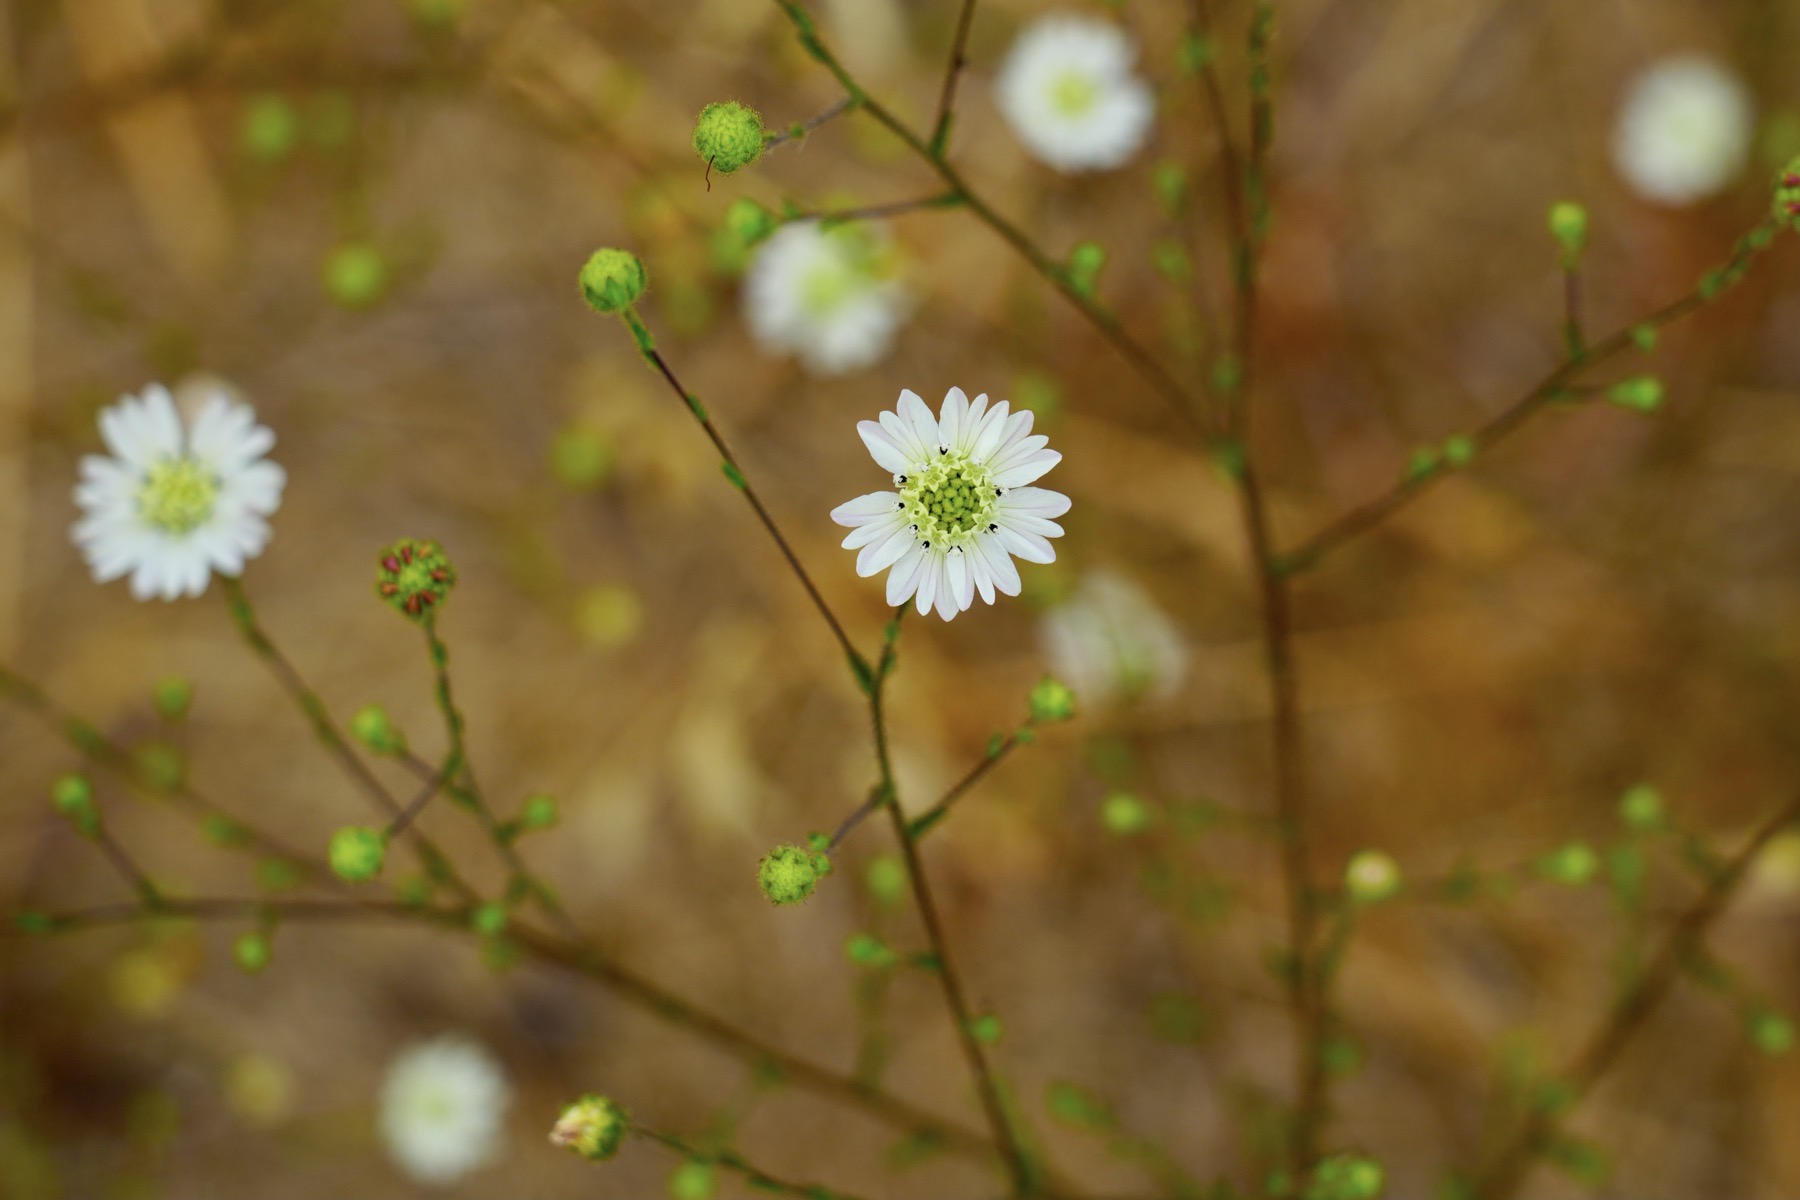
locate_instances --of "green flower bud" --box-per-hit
[865,854,907,908]
[725,197,778,247]
[51,773,100,838]
[521,793,559,831]
[1306,1153,1385,1200]
[549,1094,630,1161]
[757,843,828,906]
[1442,434,1475,467]
[1100,792,1153,836]
[968,1014,1003,1044]
[471,901,509,936]
[233,931,272,973]
[1028,676,1076,724]
[322,243,388,309]
[846,932,895,967]
[350,704,408,756]
[329,826,387,882]
[579,248,648,314]
[1546,201,1588,264]
[1750,1010,1795,1056]
[1535,840,1599,887]
[1344,849,1402,903]
[1618,783,1664,832]
[691,101,766,175]
[669,1160,718,1200]
[240,94,300,162]
[152,676,193,721]
[375,538,456,622]
[1067,241,1106,296]
[1607,375,1664,413]
[1774,157,1800,229]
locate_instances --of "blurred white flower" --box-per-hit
[743,221,909,376]
[832,387,1068,621]
[379,1037,511,1185]
[71,383,285,601]
[995,15,1154,173]
[1040,569,1187,705]
[1612,56,1753,206]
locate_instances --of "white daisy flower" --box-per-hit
[71,383,285,601]
[743,220,909,376]
[1040,568,1187,706]
[831,387,1069,622]
[379,1036,511,1185]
[1612,56,1753,206]
[995,14,1154,173]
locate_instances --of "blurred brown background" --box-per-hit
[2,0,1800,1197]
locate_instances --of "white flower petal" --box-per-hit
[886,543,929,606]
[937,387,969,451]
[999,486,1072,518]
[857,524,915,576]
[947,547,976,612]
[958,394,991,455]
[998,525,1057,564]
[856,422,914,475]
[967,545,997,605]
[999,512,1065,539]
[994,449,1064,489]
[969,400,1013,462]
[879,409,933,468]
[972,530,1022,596]
[913,549,941,616]
[898,389,941,456]
[832,490,905,527]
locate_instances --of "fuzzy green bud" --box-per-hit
[233,931,272,973]
[471,901,509,936]
[726,197,778,246]
[969,1014,1003,1044]
[1067,241,1106,297]
[1306,1153,1385,1200]
[520,793,559,831]
[692,101,766,175]
[322,243,388,309]
[1100,792,1153,836]
[1607,375,1664,413]
[1442,434,1475,467]
[153,676,193,721]
[52,773,100,838]
[1774,157,1800,229]
[1547,201,1588,264]
[579,248,648,314]
[329,826,387,882]
[1751,1010,1795,1056]
[1344,849,1402,903]
[1536,840,1599,887]
[549,1094,629,1161]
[375,538,455,622]
[1619,783,1664,832]
[1028,676,1076,724]
[350,704,408,756]
[669,1160,718,1200]
[758,843,829,905]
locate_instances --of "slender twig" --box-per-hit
[93,826,162,907]
[384,767,446,841]
[795,190,963,225]
[1562,267,1585,359]
[635,1127,870,1200]
[827,786,886,853]
[910,731,1023,838]
[1281,220,1783,573]
[763,96,854,149]
[929,0,981,157]
[1471,785,1800,1199]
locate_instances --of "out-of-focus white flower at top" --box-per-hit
[831,387,1068,622]
[1040,569,1187,706]
[742,221,909,376]
[995,15,1154,173]
[379,1036,511,1186]
[71,383,285,602]
[1612,56,1753,206]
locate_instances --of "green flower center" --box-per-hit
[138,457,219,535]
[1049,70,1100,117]
[897,451,999,550]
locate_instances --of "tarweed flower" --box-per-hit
[1041,569,1187,705]
[1613,56,1753,206]
[692,101,766,175]
[758,842,831,905]
[549,1093,629,1161]
[996,15,1154,173]
[743,221,909,376]
[73,383,285,601]
[379,1037,511,1184]
[831,388,1068,621]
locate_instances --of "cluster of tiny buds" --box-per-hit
[549,1094,629,1161]
[375,538,455,622]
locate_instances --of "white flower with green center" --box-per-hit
[995,15,1154,173]
[71,384,286,601]
[379,1037,511,1185]
[1041,569,1188,706]
[1613,56,1752,206]
[832,387,1069,621]
[743,220,910,376]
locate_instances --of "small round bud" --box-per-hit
[233,931,272,973]
[725,197,778,247]
[1306,1153,1385,1200]
[350,704,408,756]
[1028,676,1076,724]
[691,101,767,175]
[758,843,828,906]
[51,773,99,838]
[329,826,387,882]
[471,901,509,936]
[845,932,894,967]
[1344,850,1402,904]
[968,1014,1003,1045]
[153,676,193,721]
[322,242,388,309]
[1536,841,1599,887]
[669,1159,719,1200]
[374,538,456,622]
[240,94,300,162]
[549,1094,629,1161]
[1751,1010,1795,1056]
[521,793,559,831]
[579,248,648,314]
[865,854,907,908]
[1067,241,1106,296]
[1607,375,1664,413]
[1100,792,1153,836]
[1774,156,1800,228]
[1546,201,1588,262]
[1442,434,1475,467]
[1618,783,1664,832]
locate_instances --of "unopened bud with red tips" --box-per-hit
[1774,158,1800,229]
[550,1094,629,1161]
[374,538,456,622]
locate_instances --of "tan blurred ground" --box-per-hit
[2,0,1800,1197]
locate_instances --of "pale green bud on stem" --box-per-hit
[1306,1153,1385,1200]
[1618,783,1664,832]
[1027,677,1076,724]
[52,773,100,838]
[329,826,387,882]
[550,1094,630,1161]
[351,704,408,757]
[153,676,193,722]
[579,248,648,315]
[692,101,766,182]
[374,538,455,623]
[757,842,830,905]
[1547,201,1588,267]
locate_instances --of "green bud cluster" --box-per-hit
[1100,792,1153,836]
[691,101,766,175]
[1028,677,1076,724]
[233,931,273,973]
[1535,841,1599,887]
[549,1094,629,1161]
[1306,1153,1385,1200]
[240,94,299,162]
[579,248,648,314]
[1607,375,1664,413]
[1067,241,1106,297]
[329,826,387,882]
[1546,201,1588,266]
[375,538,456,622]
[153,676,193,721]
[668,1160,718,1200]
[351,704,408,756]
[1750,1009,1795,1056]
[1618,783,1664,832]
[52,773,100,838]
[758,843,831,905]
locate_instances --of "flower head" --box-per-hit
[692,101,766,175]
[758,843,831,905]
[1612,56,1753,206]
[743,221,909,376]
[375,538,456,621]
[831,388,1068,621]
[996,15,1154,173]
[72,383,286,601]
[379,1037,511,1185]
[1040,569,1187,705]
[579,247,648,314]
[550,1094,629,1160]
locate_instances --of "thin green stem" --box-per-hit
[797,190,964,225]
[929,0,980,157]
[93,824,163,907]
[763,96,855,149]
[635,1127,870,1200]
